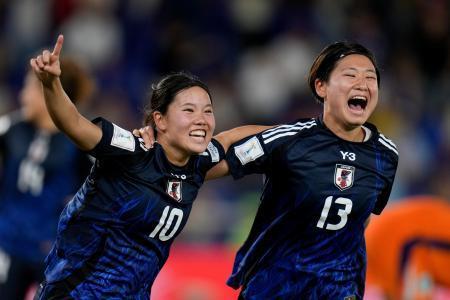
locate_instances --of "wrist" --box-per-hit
[42,76,61,90]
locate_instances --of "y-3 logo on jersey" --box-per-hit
[334,164,355,191]
[340,151,356,161]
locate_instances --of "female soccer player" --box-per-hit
[219,42,399,299]
[0,58,93,299]
[30,35,268,299]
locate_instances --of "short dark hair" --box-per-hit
[143,71,212,128]
[308,42,380,103]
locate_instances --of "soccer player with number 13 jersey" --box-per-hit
[206,41,399,299]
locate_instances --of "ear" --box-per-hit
[315,78,327,99]
[153,111,167,132]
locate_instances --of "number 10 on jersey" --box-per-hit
[149,206,184,241]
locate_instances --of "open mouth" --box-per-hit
[348,96,367,111]
[189,129,207,138]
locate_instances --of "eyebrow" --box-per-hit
[343,67,377,74]
[180,102,213,108]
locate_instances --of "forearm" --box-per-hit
[43,79,79,133]
[214,125,274,152]
[205,160,229,180]
[207,124,274,180]
[42,79,101,151]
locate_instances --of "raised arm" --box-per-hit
[206,125,273,180]
[30,35,101,151]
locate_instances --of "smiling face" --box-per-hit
[154,86,215,164]
[316,54,379,132]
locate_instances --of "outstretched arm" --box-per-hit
[30,35,101,151]
[133,124,274,180]
[206,125,273,180]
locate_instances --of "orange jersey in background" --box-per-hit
[365,195,450,300]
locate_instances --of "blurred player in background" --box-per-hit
[365,195,450,300]
[30,35,269,299]
[0,57,94,299]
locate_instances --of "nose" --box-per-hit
[355,76,369,91]
[194,113,207,125]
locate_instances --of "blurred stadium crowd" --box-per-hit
[0,1,449,297]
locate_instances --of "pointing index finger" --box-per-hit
[52,34,64,57]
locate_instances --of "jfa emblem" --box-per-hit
[167,180,182,202]
[334,164,355,191]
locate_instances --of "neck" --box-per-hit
[157,139,190,167]
[323,115,365,142]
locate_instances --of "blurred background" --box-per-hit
[0,0,449,299]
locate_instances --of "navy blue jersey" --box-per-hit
[225,117,398,299]
[0,113,91,262]
[42,117,224,299]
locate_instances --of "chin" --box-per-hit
[346,113,368,125]
[189,144,209,154]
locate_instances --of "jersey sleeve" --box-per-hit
[88,117,148,160]
[225,124,294,179]
[197,138,226,174]
[372,151,399,215]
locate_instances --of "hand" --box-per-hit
[30,34,64,86]
[133,126,155,149]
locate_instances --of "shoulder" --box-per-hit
[90,117,149,159]
[0,111,24,136]
[376,132,398,157]
[195,139,225,173]
[199,139,223,163]
[260,118,317,145]
[368,123,398,163]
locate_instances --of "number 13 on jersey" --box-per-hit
[317,196,353,230]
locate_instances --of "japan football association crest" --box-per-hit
[334,164,355,191]
[167,180,182,202]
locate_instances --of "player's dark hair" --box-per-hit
[308,42,380,103]
[60,58,94,105]
[143,71,212,130]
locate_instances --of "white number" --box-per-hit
[317,196,353,230]
[149,206,184,241]
[17,133,49,196]
[340,151,356,161]
[17,160,44,196]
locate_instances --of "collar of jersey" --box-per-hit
[316,114,378,144]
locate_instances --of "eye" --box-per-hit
[205,109,213,114]
[366,76,377,81]
[183,108,194,112]
[344,74,356,78]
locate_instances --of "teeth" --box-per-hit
[190,130,206,137]
[351,96,367,101]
